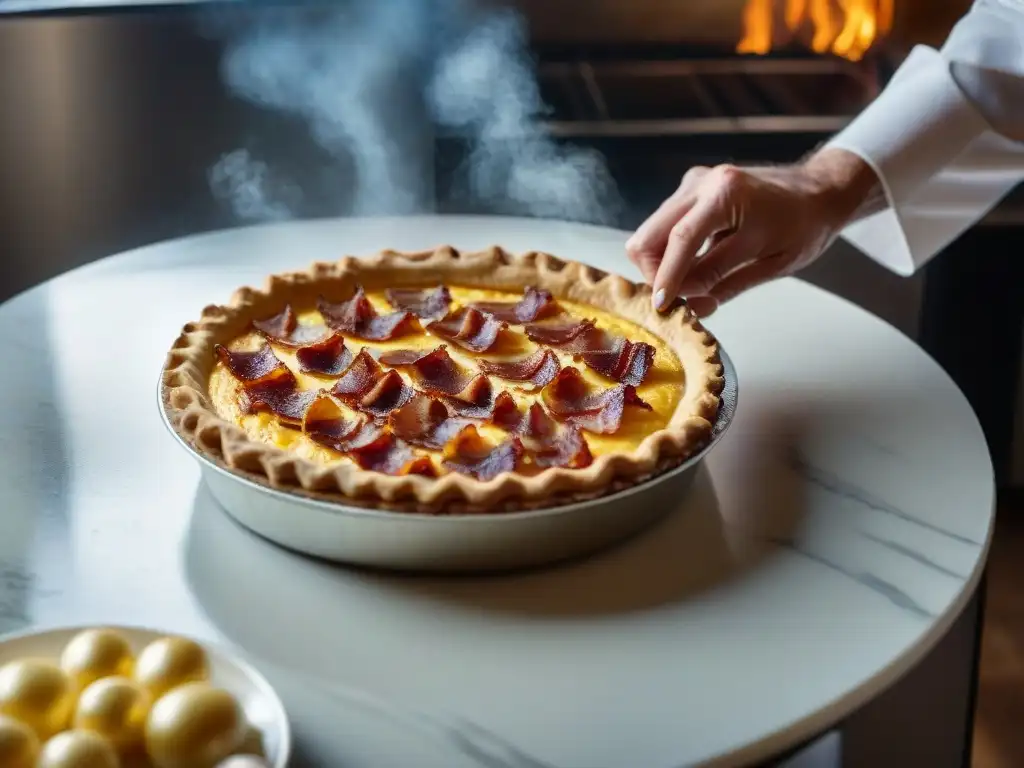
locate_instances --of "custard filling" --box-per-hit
[209,287,683,470]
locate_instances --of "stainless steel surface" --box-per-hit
[159,347,738,573]
[537,55,880,138]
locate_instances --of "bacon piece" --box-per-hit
[215,342,290,383]
[349,433,437,477]
[240,375,318,423]
[302,396,426,478]
[295,334,353,376]
[530,321,656,387]
[330,349,415,418]
[252,305,332,347]
[443,389,517,422]
[523,317,595,346]
[532,425,593,469]
[493,402,593,470]
[495,401,555,438]
[379,345,490,400]
[442,429,524,481]
[387,394,476,450]
[477,349,560,389]
[468,286,559,323]
[357,371,415,419]
[541,367,651,434]
[301,395,385,452]
[427,307,507,353]
[331,349,384,399]
[385,286,452,322]
[565,327,656,387]
[318,288,418,341]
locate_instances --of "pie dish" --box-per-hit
[160,246,724,514]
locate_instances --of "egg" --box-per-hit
[145,682,246,768]
[0,658,75,739]
[74,675,151,753]
[215,757,270,768]
[0,714,40,768]
[60,628,134,691]
[37,730,119,768]
[133,637,208,700]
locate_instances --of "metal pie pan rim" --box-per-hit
[159,346,737,523]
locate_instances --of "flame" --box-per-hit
[737,0,894,61]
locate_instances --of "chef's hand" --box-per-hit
[625,148,881,317]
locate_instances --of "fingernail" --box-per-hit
[652,288,666,312]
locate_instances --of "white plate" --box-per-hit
[0,624,291,768]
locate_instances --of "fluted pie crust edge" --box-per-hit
[159,246,724,514]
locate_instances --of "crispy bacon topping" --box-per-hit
[330,349,415,418]
[378,345,492,402]
[468,286,559,324]
[252,305,332,347]
[318,288,417,341]
[215,342,290,383]
[385,286,452,322]
[565,327,656,387]
[387,394,476,450]
[494,401,554,437]
[541,367,651,434]
[533,425,593,469]
[493,402,593,469]
[477,349,560,390]
[295,334,353,376]
[357,371,415,419]
[529,321,656,387]
[349,433,437,477]
[301,395,386,452]
[427,307,507,353]
[442,429,524,481]
[240,375,318,423]
[331,349,384,399]
[523,317,595,346]
[444,389,517,422]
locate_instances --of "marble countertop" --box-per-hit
[0,216,995,767]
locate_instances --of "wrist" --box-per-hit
[802,147,883,227]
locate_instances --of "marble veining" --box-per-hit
[859,530,970,580]
[788,448,983,546]
[310,674,570,768]
[768,537,937,620]
[0,563,58,635]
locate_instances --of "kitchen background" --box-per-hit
[0,2,1019,766]
[2,2,1020,484]
[0,2,1017,453]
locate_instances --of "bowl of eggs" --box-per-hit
[0,625,290,768]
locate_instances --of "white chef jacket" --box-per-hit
[825,0,1024,275]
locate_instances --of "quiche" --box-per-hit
[161,246,724,514]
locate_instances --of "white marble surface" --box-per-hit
[0,215,995,767]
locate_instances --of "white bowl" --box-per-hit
[0,624,291,768]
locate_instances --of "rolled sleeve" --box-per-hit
[824,0,1024,276]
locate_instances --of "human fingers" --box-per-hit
[677,228,761,298]
[705,253,789,306]
[684,295,719,318]
[651,192,732,312]
[626,194,697,284]
[625,167,709,280]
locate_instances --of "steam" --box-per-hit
[206,0,621,224]
[208,149,299,222]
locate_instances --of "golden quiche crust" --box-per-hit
[160,246,724,514]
